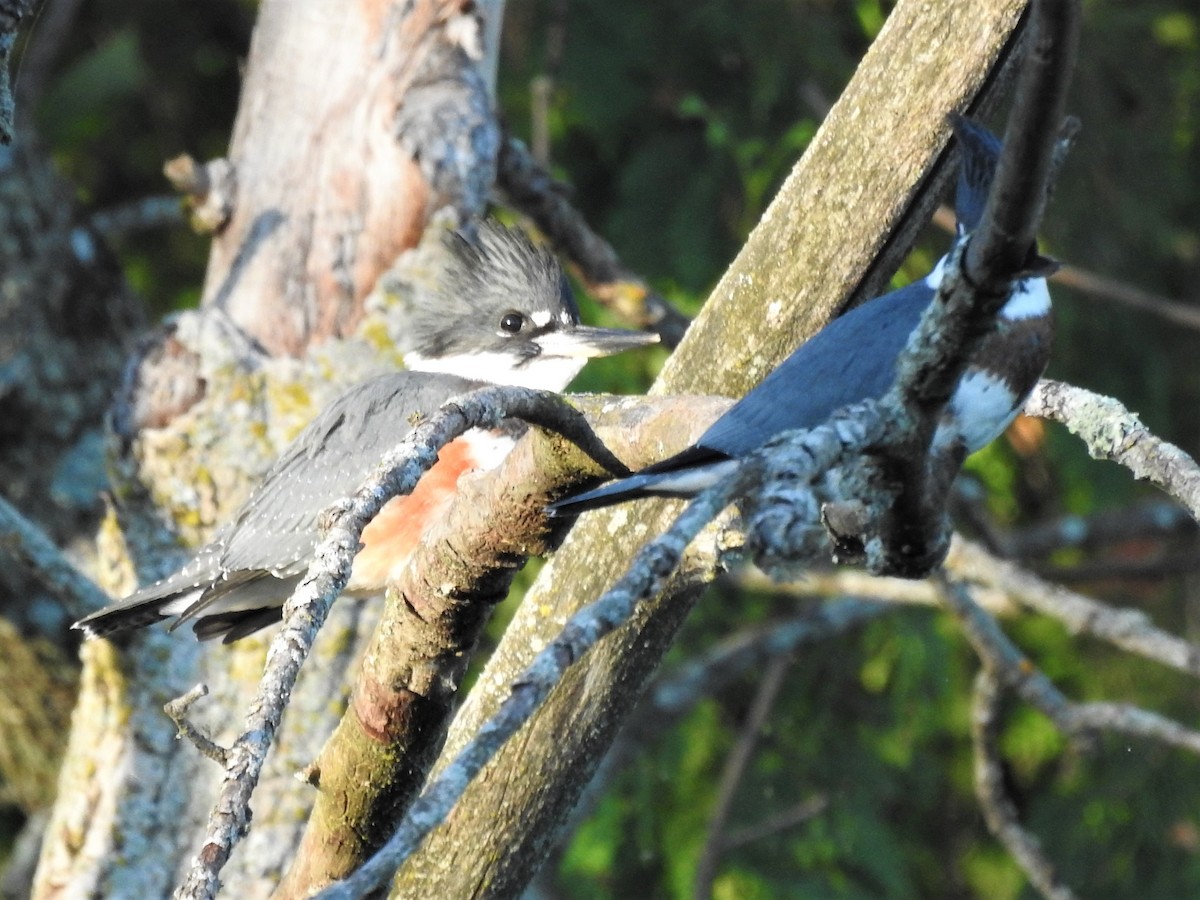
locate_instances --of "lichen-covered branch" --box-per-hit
[402,2,1057,894]
[321,400,889,896]
[272,394,728,897]
[316,470,747,899]
[1025,379,1200,520]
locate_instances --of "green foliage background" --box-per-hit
[14,0,1200,896]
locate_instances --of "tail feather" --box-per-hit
[548,472,667,515]
[74,588,197,638]
[74,567,277,640]
[950,116,1003,234]
[191,607,285,643]
[548,459,740,515]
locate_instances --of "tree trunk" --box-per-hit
[34,1,501,896]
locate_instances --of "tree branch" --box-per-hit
[965,0,1079,285]
[402,2,1061,893]
[316,468,749,900]
[952,538,1200,678]
[1025,380,1200,521]
[163,684,228,767]
[320,400,888,896]
[937,573,1200,755]
[0,491,111,626]
[552,598,886,860]
[971,669,1077,900]
[273,394,729,896]
[692,654,792,899]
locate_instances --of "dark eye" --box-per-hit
[499,312,526,334]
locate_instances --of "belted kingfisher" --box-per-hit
[549,118,1055,516]
[76,221,657,642]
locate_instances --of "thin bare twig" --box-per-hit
[1055,264,1200,332]
[720,796,828,852]
[971,669,1077,900]
[937,573,1200,755]
[557,602,878,866]
[645,599,889,723]
[90,195,185,238]
[164,684,228,766]
[993,497,1192,561]
[1042,549,1200,582]
[693,655,792,899]
[953,538,1200,678]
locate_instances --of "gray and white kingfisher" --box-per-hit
[76,221,658,642]
[548,117,1055,516]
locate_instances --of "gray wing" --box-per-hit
[76,371,486,637]
[694,281,934,460]
[215,371,485,577]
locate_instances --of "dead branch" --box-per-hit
[937,574,1200,755]
[1025,380,1200,520]
[692,654,792,899]
[953,538,1200,678]
[0,492,111,626]
[971,669,1077,900]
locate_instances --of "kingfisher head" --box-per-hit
[400,220,658,390]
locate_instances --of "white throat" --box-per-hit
[925,254,1050,321]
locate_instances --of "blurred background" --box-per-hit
[8,1,1200,896]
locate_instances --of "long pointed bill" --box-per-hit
[536,325,659,359]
